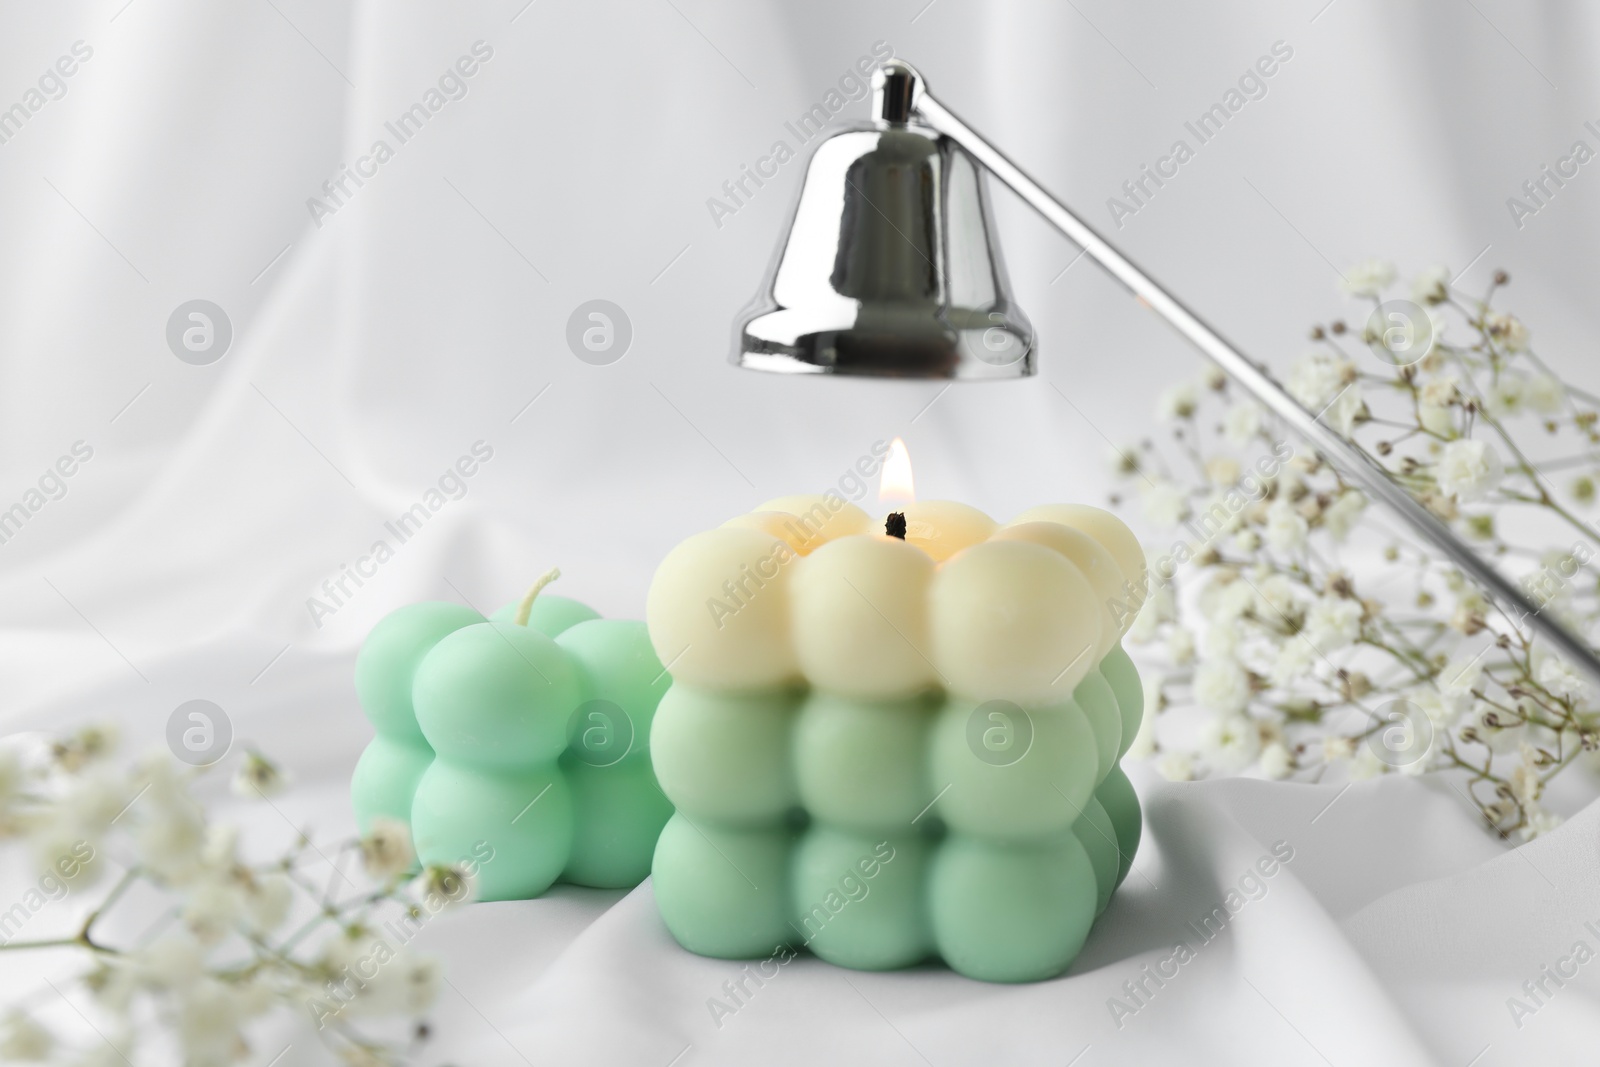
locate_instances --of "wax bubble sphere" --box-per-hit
[646,497,1146,982]
[352,587,674,900]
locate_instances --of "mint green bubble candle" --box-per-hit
[646,494,1145,983]
[352,571,673,900]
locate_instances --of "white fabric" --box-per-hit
[3,0,1598,1063]
[388,765,1595,1066]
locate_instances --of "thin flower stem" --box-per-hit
[0,867,148,954]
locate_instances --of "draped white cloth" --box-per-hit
[2,0,1598,1063]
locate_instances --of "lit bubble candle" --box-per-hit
[646,440,1145,982]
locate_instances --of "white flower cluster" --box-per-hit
[0,727,465,1066]
[1112,262,1598,842]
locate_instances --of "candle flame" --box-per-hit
[879,437,915,506]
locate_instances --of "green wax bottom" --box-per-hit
[650,645,1145,983]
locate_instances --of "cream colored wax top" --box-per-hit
[646,496,1146,705]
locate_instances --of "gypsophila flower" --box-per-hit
[1201,715,1261,774]
[1435,439,1504,502]
[1470,700,1525,755]
[1304,595,1363,652]
[1510,746,1542,808]
[1486,374,1526,418]
[133,762,208,886]
[1525,374,1564,414]
[1419,400,1455,437]
[1258,742,1293,780]
[1166,627,1196,666]
[1109,445,1142,477]
[1440,653,1483,695]
[183,877,244,945]
[1156,383,1198,421]
[1325,382,1363,436]
[200,822,239,871]
[1124,603,1160,645]
[135,933,208,991]
[1388,706,1433,774]
[1125,582,1175,644]
[1413,683,1472,734]
[1156,751,1194,782]
[1127,690,1160,759]
[1264,498,1309,553]
[1206,456,1241,486]
[82,961,138,1015]
[1288,352,1353,410]
[1537,655,1586,701]
[1141,481,1188,527]
[1322,736,1356,763]
[1273,457,1305,499]
[1202,619,1242,661]
[1485,310,1529,351]
[1348,746,1385,781]
[52,725,117,773]
[1256,574,1297,617]
[420,864,476,910]
[1195,492,1246,537]
[359,818,415,882]
[232,750,289,799]
[340,1047,393,1067]
[0,750,25,837]
[1194,659,1252,715]
[1340,259,1396,297]
[398,955,442,1013]
[242,873,294,934]
[1427,306,1449,346]
[1521,807,1564,840]
[1269,640,1317,687]
[1222,402,1263,447]
[177,979,248,1065]
[1420,375,1459,409]
[0,1011,52,1061]
[1212,580,1257,623]
[1322,490,1367,541]
[1412,265,1451,305]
